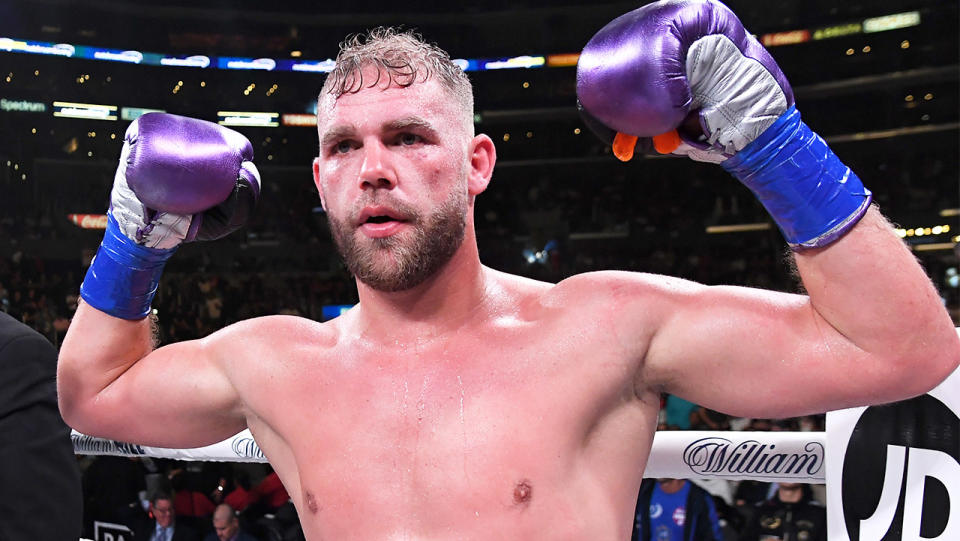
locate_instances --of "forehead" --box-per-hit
[318,76,458,132]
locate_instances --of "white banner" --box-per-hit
[93,521,133,541]
[71,429,268,463]
[827,365,960,540]
[646,430,826,483]
[72,429,825,483]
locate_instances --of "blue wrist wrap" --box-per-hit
[721,106,872,250]
[79,213,177,320]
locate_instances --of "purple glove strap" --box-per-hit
[722,107,872,250]
[80,213,176,320]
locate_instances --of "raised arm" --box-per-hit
[58,113,260,447]
[644,209,954,418]
[576,0,959,417]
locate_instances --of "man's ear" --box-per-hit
[312,157,327,211]
[467,134,496,196]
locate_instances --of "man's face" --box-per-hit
[213,515,239,541]
[151,499,174,528]
[313,75,474,292]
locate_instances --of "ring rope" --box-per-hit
[72,429,827,483]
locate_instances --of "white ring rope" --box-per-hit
[72,429,827,483]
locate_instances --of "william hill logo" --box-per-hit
[231,436,265,459]
[682,437,824,478]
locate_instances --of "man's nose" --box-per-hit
[358,138,396,190]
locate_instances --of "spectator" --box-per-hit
[733,480,773,508]
[132,491,202,541]
[170,466,217,530]
[251,468,290,512]
[741,483,826,541]
[0,310,82,539]
[82,456,148,535]
[634,478,724,541]
[223,470,255,513]
[691,406,730,431]
[663,394,699,430]
[205,504,259,541]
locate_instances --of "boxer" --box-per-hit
[59,2,959,539]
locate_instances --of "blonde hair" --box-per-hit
[318,27,474,129]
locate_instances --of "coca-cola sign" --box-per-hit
[682,436,824,479]
[67,213,108,229]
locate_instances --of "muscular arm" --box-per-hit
[57,113,261,448]
[574,1,958,417]
[638,207,959,418]
[58,301,246,448]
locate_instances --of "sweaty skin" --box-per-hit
[59,75,959,540]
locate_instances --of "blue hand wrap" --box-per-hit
[79,213,177,320]
[722,106,872,250]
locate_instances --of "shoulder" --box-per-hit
[483,269,707,339]
[533,270,705,323]
[550,270,702,302]
[202,315,338,350]
[0,311,52,353]
[197,315,340,371]
[0,313,56,371]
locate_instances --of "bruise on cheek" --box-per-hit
[513,479,533,506]
[304,490,320,514]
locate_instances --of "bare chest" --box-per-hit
[244,328,652,539]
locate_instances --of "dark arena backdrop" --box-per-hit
[0,0,956,537]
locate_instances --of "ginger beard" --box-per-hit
[328,188,467,292]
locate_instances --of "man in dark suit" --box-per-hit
[133,491,202,541]
[205,503,260,541]
[0,311,82,539]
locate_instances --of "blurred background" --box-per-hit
[0,0,955,539]
[0,0,956,345]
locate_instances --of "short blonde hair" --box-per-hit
[318,27,474,130]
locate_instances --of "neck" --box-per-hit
[352,230,489,343]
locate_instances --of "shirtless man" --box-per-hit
[58,1,959,539]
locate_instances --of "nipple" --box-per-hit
[305,490,320,514]
[513,480,533,506]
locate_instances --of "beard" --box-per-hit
[328,190,467,292]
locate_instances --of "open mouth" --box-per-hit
[364,215,400,225]
[358,206,407,226]
[357,207,409,237]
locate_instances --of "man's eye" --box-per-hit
[399,133,421,146]
[335,141,353,154]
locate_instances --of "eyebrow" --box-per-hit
[320,125,357,149]
[320,116,437,148]
[384,116,436,134]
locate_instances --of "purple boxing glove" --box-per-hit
[577,0,793,162]
[112,113,261,248]
[576,0,871,249]
[81,113,261,319]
